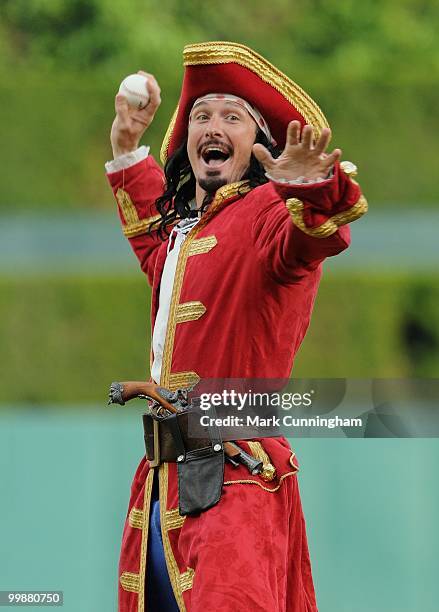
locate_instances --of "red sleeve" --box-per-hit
[106,155,165,285]
[252,162,368,283]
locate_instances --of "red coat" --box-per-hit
[107,156,366,611]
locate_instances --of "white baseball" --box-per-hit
[118,74,150,110]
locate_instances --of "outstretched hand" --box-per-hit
[110,71,161,158]
[253,121,341,182]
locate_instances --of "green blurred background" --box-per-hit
[0,1,438,610]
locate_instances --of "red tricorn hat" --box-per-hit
[160,41,329,164]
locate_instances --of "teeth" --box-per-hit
[202,146,228,155]
[200,144,230,166]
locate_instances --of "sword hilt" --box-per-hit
[225,442,263,475]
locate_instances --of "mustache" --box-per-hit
[197,139,233,156]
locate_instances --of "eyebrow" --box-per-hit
[192,102,246,113]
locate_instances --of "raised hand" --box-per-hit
[253,120,341,182]
[110,71,161,158]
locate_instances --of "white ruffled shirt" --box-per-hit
[150,216,199,383]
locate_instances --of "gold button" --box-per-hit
[340,160,358,178]
[260,463,277,482]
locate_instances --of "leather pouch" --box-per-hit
[176,409,224,516]
[177,447,224,516]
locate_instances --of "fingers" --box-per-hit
[111,92,145,157]
[137,70,161,111]
[113,70,161,145]
[285,122,332,153]
[115,94,130,124]
[148,82,161,111]
[284,122,314,153]
[286,121,301,146]
[314,128,332,155]
[323,147,342,168]
[301,124,313,149]
[252,143,275,170]
[314,148,341,180]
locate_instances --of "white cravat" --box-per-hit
[151,215,200,383]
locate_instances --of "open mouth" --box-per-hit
[200,145,232,168]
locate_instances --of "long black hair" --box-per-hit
[150,129,281,240]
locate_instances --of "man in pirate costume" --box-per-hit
[106,42,367,612]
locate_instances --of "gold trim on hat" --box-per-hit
[161,106,179,164]
[160,41,329,163]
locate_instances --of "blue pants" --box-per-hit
[146,477,179,611]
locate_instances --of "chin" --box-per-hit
[198,175,229,194]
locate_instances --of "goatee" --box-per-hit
[198,176,228,194]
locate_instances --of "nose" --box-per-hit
[204,114,224,138]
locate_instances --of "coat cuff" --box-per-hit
[105,145,150,174]
[266,170,333,186]
[272,161,368,238]
[106,154,165,238]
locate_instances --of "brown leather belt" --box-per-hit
[143,411,214,466]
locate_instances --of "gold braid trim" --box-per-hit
[188,235,217,256]
[184,42,328,130]
[168,371,200,392]
[224,452,299,492]
[247,441,271,464]
[286,194,368,239]
[180,568,195,593]
[128,507,143,530]
[116,188,163,237]
[119,469,154,605]
[157,183,250,610]
[159,463,187,611]
[164,508,186,531]
[123,214,162,238]
[247,441,277,482]
[137,469,154,612]
[161,106,179,165]
[117,188,139,226]
[175,301,206,324]
[159,181,249,389]
[120,572,140,593]
[161,41,329,163]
